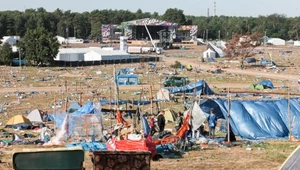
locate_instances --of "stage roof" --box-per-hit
[121,18,178,27]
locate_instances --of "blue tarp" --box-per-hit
[67,102,81,113]
[117,74,139,85]
[259,80,274,89]
[245,58,257,63]
[119,67,136,75]
[12,59,26,66]
[166,80,215,96]
[200,98,300,139]
[73,102,95,115]
[66,142,107,151]
[260,60,277,66]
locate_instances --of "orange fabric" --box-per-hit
[175,112,191,138]
[154,112,191,145]
[116,110,130,127]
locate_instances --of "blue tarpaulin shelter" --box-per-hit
[166,80,215,96]
[73,102,95,115]
[117,74,139,85]
[119,67,136,75]
[68,102,81,113]
[200,98,300,140]
[259,80,274,89]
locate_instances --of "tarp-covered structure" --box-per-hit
[5,115,32,129]
[166,80,215,96]
[55,102,102,139]
[199,98,300,140]
[116,74,139,85]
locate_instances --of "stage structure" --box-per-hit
[102,18,199,41]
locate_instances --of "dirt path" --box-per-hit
[163,57,299,83]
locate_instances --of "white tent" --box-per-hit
[267,38,285,46]
[156,88,170,101]
[27,109,43,123]
[203,49,216,59]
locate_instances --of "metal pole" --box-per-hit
[19,48,21,69]
[150,85,153,115]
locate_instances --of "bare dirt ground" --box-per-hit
[0,45,300,169]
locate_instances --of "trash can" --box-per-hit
[91,151,151,170]
[13,147,84,170]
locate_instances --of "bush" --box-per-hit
[170,61,182,69]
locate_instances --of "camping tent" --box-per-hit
[280,145,300,169]
[163,109,177,122]
[68,102,81,113]
[259,80,274,89]
[267,38,285,46]
[255,84,264,90]
[5,115,32,129]
[203,49,216,62]
[156,88,170,101]
[27,109,43,123]
[249,84,256,90]
[117,74,139,85]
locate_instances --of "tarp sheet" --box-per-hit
[200,98,300,140]
[73,102,95,115]
[66,142,107,151]
[166,80,215,96]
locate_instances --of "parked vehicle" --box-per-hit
[163,76,190,87]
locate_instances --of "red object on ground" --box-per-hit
[106,136,157,159]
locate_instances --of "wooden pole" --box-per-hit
[53,97,57,133]
[150,85,153,115]
[227,87,231,143]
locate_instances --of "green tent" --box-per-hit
[249,84,256,90]
[255,84,264,90]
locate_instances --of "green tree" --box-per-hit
[19,27,60,66]
[0,43,13,65]
[162,8,186,25]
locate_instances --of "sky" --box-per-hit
[1,0,300,17]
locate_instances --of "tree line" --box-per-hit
[0,8,299,41]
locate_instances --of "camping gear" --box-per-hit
[5,115,32,129]
[91,151,151,170]
[12,147,84,170]
[258,80,274,89]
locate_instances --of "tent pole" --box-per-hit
[227,87,231,143]
[150,85,153,115]
[54,97,56,134]
[288,86,291,141]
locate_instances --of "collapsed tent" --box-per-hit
[5,115,32,129]
[200,98,300,140]
[249,84,264,90]
[258,80,274,89]
[166,80,215,96]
